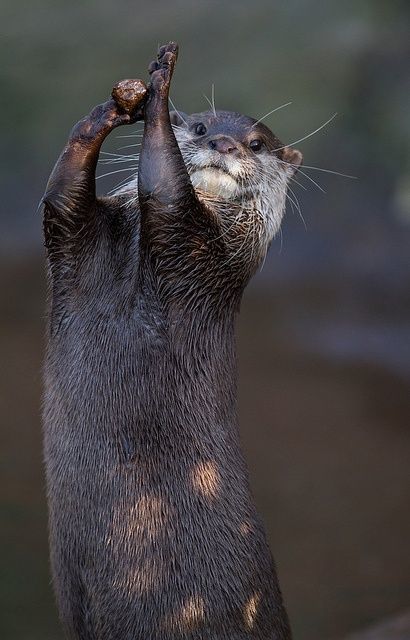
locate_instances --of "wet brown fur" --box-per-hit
[42,43,301,639]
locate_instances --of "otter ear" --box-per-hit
[282,146,303,174]
[169,110,189,128]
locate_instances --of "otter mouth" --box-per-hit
[190,166,238,199]
[206,163,233,176]
[190,165,238,199]
[190,162,234,178]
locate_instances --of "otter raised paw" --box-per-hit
[148,42,178,97]
[43,78,147,257]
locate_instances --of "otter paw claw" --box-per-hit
[148,41,178,94]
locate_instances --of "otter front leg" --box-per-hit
[43,79,147,258]
[138,42,195,213]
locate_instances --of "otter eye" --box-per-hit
[249,139,264,152]
[194,123,207,136]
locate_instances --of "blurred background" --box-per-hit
[1,1,409,638]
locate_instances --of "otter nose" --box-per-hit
[208,136,239,155]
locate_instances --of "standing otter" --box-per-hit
[42,43,302,639]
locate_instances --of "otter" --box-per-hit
[42,42,302,639]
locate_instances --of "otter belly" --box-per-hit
[43,318,286,639]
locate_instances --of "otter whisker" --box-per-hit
[275,112,338,151]
[285,192,299,218]
[99,162,138,168]
[252,101,293,128]
[259,247,268,272]
[99,153,139,162]
[203,84,217,117]
[203,93,214,114]
[211,83,216,117]
[280,160,357,180]
[99,161,138,168]
[96,166,138,180]
[99,155,140,165]
[278,226,284,255]
[280,162,326,194]
[275,158,326,193]
[259,162,307,192]
[259,220,276,271]
[296,168,326,193]
[122,194,139,207]
[100,151,134,157]
[108,180,135,196]
[285,193,300,217]
[287,185,307,230]
[116,132,144,139]
[288,175,308,191]
[168,97,188,126]
[108,171,139,195]
[117,143,142,151]
[284,182,302,212]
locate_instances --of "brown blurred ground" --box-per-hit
[1,257,409,639]
[340,609,410,640]
[239,293,410,639]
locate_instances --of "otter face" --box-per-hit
[170,109,302,241]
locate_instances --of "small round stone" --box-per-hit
[111,79,148,114]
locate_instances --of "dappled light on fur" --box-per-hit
[164,595,206,632]
[109,495,171,595]
[239,519,253,536]
[190,460,221,500]
[243,591,261,630]
[127,495,170,541]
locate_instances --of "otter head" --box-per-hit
[171,109,302,257]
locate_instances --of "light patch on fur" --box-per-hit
[190,167,238,200]
[164,595,205,632]
[243,591,262,630]
[107,494,173,595]
[239,519,253,536]
[180,595,205,627]
[107,494,171,544]
[190,460,221,499]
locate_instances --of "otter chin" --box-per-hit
[189,166,238,199]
